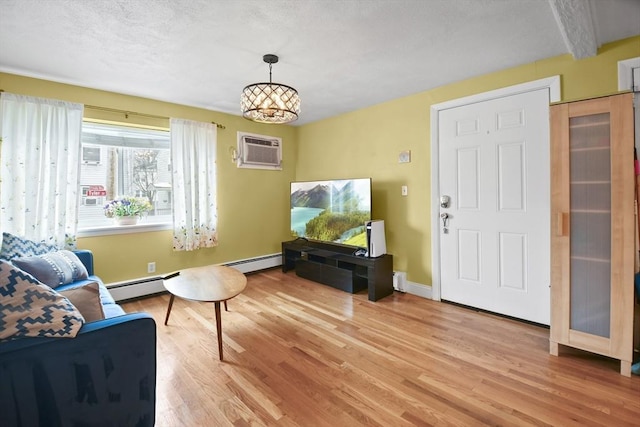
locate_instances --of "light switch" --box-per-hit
[401,185,408,196]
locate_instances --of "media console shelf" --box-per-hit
[282,239,393,302]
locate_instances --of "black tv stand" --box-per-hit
[282,240,393,302]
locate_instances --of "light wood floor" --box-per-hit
[122,269,640,427]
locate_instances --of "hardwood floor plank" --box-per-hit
[123,269,640,426]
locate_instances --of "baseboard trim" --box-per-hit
[107,253,283,302]
[224,253,282,273]
[107,278,166,302]
[106,253,434,302]
[402,281,433,299]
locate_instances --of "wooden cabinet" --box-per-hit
[550,93,636,376]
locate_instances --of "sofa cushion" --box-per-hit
[58,282,105,322]
[0,232,57,260]
[0,261,84,342]
[12,250,89,288]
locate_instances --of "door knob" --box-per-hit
[440,213,450,233]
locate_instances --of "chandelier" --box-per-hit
[241,54,300,124]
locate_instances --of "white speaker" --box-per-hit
[366,220,387,257]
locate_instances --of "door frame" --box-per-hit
[430,76,561,301]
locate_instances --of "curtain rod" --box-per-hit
[85,104,225,129]
[0,91,226,129]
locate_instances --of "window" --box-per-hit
[78,122,172,230]
[82,146,101,163]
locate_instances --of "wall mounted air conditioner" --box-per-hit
[237,132,282,170]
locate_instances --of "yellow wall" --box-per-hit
[1,36,638,287]
[296,35,640,287]
[0,73,298,283]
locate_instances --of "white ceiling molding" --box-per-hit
[548,0,599,59]
[618,57,640,92]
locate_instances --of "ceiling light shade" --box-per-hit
[241,54,300,124]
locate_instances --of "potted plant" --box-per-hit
[104,196,153,225]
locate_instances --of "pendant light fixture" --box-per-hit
[241,54,300,124]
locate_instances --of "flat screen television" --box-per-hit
[290,178,371,247]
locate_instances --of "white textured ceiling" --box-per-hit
[1,0,639,126]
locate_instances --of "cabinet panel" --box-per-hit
[570,212,611,260]
[568,113,610,149]
[569,148,610,182]
[570,257,611,337]
[568,108,613,338]
[570,183,610,211]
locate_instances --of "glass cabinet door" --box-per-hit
[569,112,611,338]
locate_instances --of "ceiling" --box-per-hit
[1,0,639,126]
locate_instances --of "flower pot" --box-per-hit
[115,216,138,226]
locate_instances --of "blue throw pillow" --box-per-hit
[12,250,89,288]
[0,232,58,261]
[0,261,84,342]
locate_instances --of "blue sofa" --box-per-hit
[0,250,157,426]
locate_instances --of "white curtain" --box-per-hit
[170,118,218,251]
[0,92,84,248]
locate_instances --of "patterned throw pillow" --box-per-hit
[0,261,84,342]
[12,250,89,288]
[0,232,58,261]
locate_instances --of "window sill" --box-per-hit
[77,222,172,237]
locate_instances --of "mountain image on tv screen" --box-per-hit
[290,178,371,246]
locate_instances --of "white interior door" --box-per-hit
[438,89,550,325]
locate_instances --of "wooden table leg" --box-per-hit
[224,300,228,311]
[214,301,223,360]
[164,294,175,326]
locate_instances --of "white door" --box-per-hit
[438,89,550,325]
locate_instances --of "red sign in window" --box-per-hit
[87,185,106,196]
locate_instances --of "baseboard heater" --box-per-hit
[107,253,282,302]
[223,253,282,273]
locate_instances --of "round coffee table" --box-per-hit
[163,265,247,361]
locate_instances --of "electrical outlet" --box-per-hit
[147,262,156,273]
[401,185,408,196]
